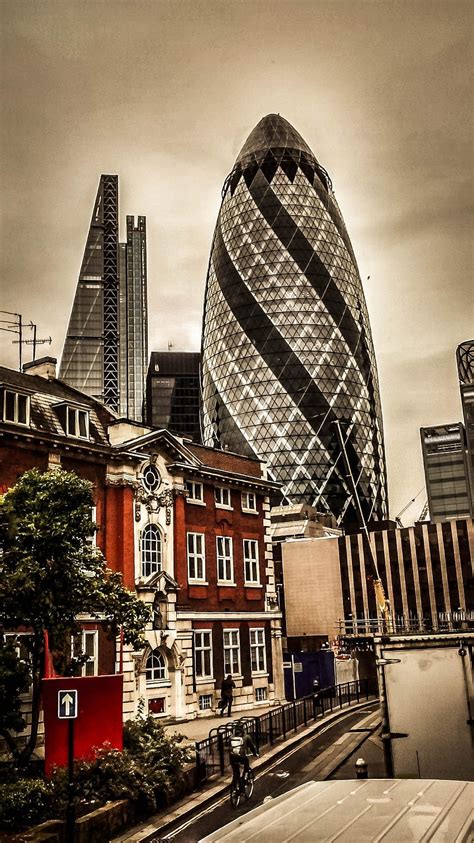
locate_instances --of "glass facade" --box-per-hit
[421,423,472,521]
[146,351,201,440]
[457,340,474,512]
[201,114,388,527]
[60,177,147,420]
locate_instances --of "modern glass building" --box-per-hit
[146,351,201,441]
[457,340,474,506]
[420,423,472,522]
[60,176,148,420]
[201,114,388,527]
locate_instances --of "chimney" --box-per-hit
[23,356,57,380]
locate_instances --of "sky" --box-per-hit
[1,0,473,523]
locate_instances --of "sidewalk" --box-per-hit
[112,700,379,843]
[163,703,276,744]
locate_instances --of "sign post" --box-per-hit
[58,690,78,841]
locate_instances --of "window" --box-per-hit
[86,505,97,548]
[142,464,161,493]
[250,628,266,674]
[217,536,233,583]
[72,630,98,677]
[145,649,167,684]
[255,687,267,702]
[55,403,89,438]
[199,694,213,711]
[141,524,162,578]
[243,539,260,583]
[215,486,231,508]
[241,491,257,512]
[2,389,29,425]
[187,532,206,581]
[5,634,32,692]
[185,480,204,504]
[223,629,240,675]
[195,631,213,679]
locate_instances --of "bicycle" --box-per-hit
[230,766,254,808]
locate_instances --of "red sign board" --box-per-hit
[43,674,123,776]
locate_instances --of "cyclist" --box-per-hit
[229,723,259,792]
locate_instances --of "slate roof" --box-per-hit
[0,366,114,449]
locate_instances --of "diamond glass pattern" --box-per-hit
[201,114,388,526]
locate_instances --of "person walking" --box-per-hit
[219,674,236,716]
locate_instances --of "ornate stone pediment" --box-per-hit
[150,570,180,596]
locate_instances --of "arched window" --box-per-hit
[141,524,162,578]
[145,648,166,683]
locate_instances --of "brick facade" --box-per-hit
[1,362,284,734]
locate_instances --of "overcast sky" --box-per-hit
[1,0,473,523]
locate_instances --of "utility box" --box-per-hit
[375,633,473,781]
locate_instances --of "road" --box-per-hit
[148,701,379,843]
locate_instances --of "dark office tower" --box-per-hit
[60,176,148,420]
[119,217,148,420]
[421,424,472,522]
[457,340,474,505]
[146,352,201,441]
[201,114,388,526]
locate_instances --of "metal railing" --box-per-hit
[337,611,474,637]
[195,677,377,785]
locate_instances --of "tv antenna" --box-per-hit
[0,311,52,370]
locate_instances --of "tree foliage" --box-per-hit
[0,468,151,764]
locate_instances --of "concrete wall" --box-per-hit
[282,537,344,640]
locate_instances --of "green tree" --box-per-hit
[0,468,150,765]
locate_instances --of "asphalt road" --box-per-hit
[150,701,378,843]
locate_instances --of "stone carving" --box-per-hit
[134,482,174,523]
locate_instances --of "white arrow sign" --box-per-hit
[58,689,78,719]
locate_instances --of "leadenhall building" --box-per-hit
[201,114,388,529]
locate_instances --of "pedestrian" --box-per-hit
[219,674,236,716]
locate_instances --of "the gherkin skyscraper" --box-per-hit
[201,114,388,526]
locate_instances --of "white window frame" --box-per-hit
[198,693,213,711]
[142,464,161,494]
[66,406,89,439]
[185,480,205,505]
[72,629,98,677]
[145,648,168,685]
[5,633,32,696]
[241,491,257,513]
[215,486,232,509]
[250,628,267,674]
[187,531,206,582]
[2,389,30,426]
[194,630,213,679]
[216,535,234,583]
[223,629,240,676]
[243,539,260,584]
[141,523,163,578]
[87,505,97,548]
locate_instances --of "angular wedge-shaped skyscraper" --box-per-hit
[60,175,147,420]
[201,114,388,526]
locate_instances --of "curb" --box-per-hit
[114,697,378,843]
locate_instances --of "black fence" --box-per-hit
[195,677,377,785]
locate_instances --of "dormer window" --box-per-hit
[55,403,89,439]
[1,388,30,426]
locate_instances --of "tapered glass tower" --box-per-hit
[60,176,147,420]
[201,114,388,526]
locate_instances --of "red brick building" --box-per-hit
[0,359,284,726]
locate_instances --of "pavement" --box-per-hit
[162,703,277,744]
[111,699,380,843]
